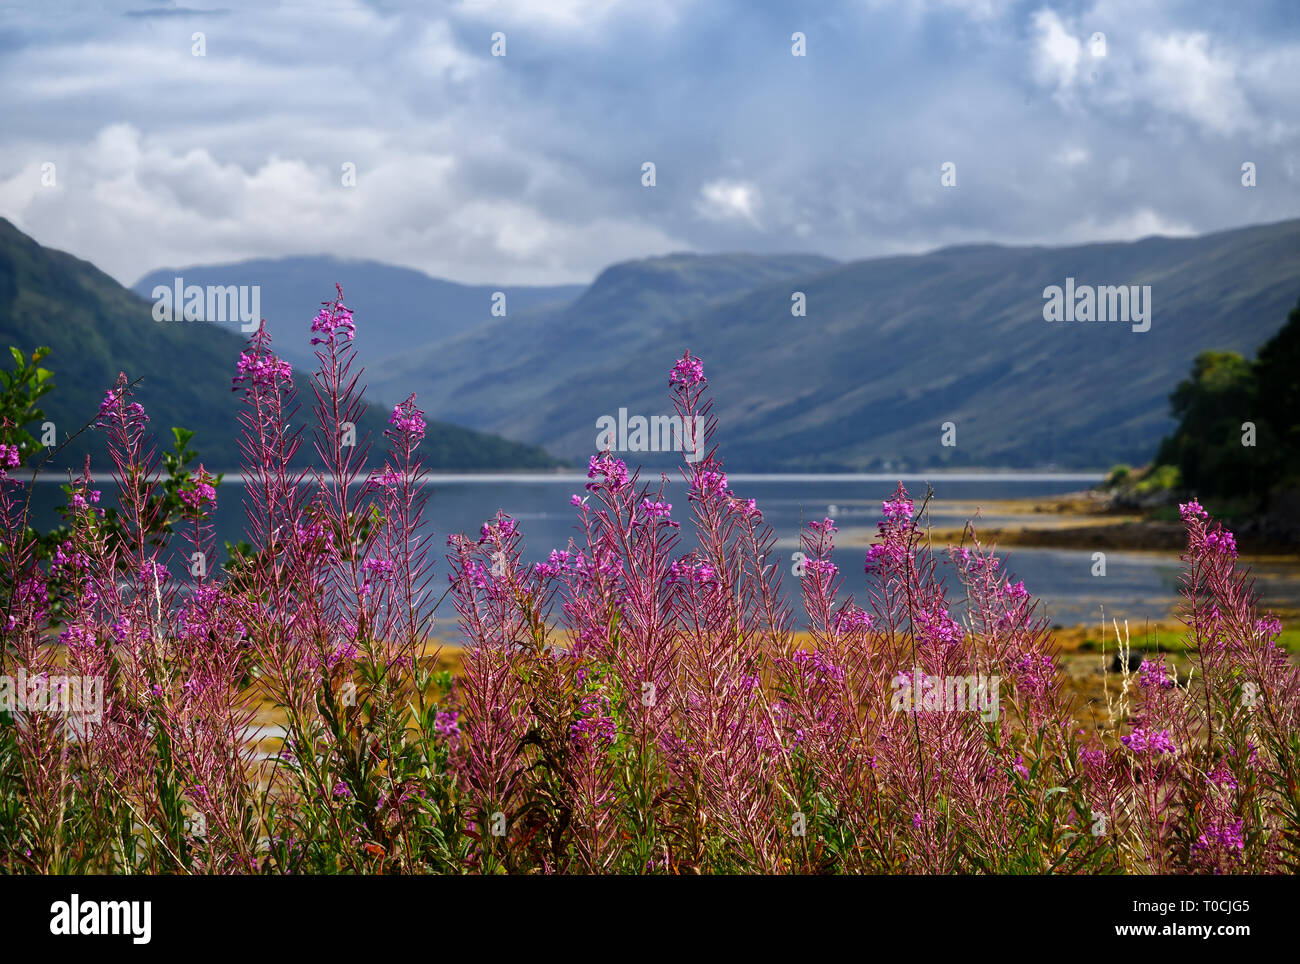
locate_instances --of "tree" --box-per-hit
[0,346,53,462]
[1154,350,1258,497]
[1154,298,1300,502]
[1254,299,1300,485]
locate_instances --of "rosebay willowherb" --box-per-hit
[0,290,1295,874]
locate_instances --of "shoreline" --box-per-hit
[837,490,1300,559]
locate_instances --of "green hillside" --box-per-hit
[368,221,1300,471]
[133,256,584,375]
[0,219,562,472]
[369,251,839,441]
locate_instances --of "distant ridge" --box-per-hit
[363,220,1300,471]
[0,219,563,472]
[133,255,585,373]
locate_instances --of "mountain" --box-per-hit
[0,220,562,472]
[366,221,1300,471]
[367,252,840,450]
[133,256,585,373]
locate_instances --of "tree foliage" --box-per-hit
[1155,298,1300,501]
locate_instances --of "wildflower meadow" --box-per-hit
[1,289,1296,877]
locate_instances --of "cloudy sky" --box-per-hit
[1,0,1297,286]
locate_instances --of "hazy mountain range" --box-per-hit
[0,219,560,472]
[7,216,1298,474]
[133,257,585,372]
[364,218,1300,471]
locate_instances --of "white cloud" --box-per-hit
[694,179,762,227]
[1053,147,1090,167]
[1137,32,1255,137]
[1024,2,1281,143]
[1063,207,1197,243]
[1031,9,1082,99]
[452,0,685,32]
[874,0,1016,22]
[0,123,689,285]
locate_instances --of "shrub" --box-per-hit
[1135,463,1182,495]
[1104,463,1132,488]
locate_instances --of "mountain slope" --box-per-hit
[669,219,1300,470]
[368,252,840,442]
[133,256,584,375]
[0,220,561,472]
[367,219,1300,471]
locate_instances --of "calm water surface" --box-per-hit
[25,473,1300,628]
